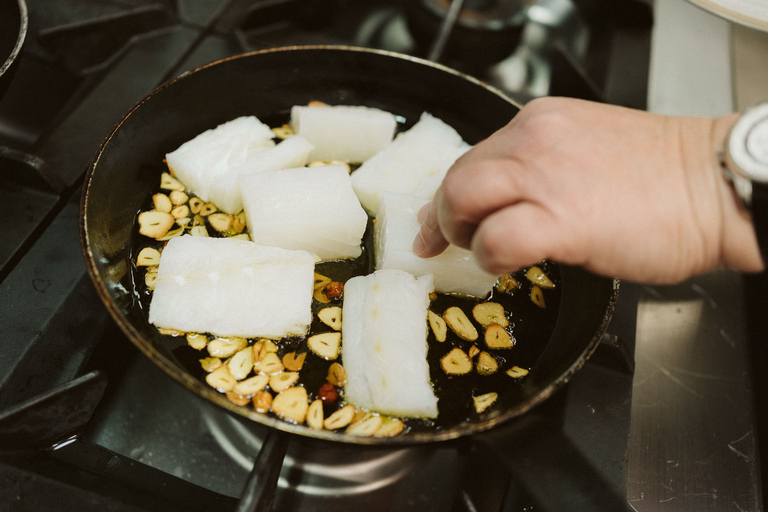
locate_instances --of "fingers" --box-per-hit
[412,130,529,259]
[470,202,569,275]
[413,199,450,257]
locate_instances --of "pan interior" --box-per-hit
[82,47,616,444]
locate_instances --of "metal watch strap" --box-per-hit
[751,181,768,266]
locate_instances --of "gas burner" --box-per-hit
[203,408,430,499]
[406,0,528,65]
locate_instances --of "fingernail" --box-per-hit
[412,233,426,256]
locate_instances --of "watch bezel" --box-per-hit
[724,102,768,184]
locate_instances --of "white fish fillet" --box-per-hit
[165,116,277,214]
[240,134,314,175]
[205,136,316,215]
[148,235,315,339]
[240,165,369,260]
[350,112,471,214]
[342,269,438,419]
[375,192,497,298]
[291,105,397,163]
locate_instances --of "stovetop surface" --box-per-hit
[0,0,762,511]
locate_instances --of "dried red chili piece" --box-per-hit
[318,382,339,403]
[325,281,344,300]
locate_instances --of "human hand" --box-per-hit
[413,97,763,284]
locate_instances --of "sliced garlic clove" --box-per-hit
[323,404,356,430]
[200,357,222,373]
[272,386,308,424]
[152,193,173,213]
[200,202,217,216]
[136,246,161,266]
[506,366,530,379]
[272,124,294,139]
[189,225,209,237]
[531,285,546,309]
[428,310,447,342]
[254,352,284,375]
[144,269,157,290]
[232,211,247,233]
[207,337,248,358]
[317,307,342,331]
[374,418,405,437]
[269,371,299,393]
[472,302,509,328]
[442,307,478,341]
[473,392,498,413]
[226,391,251,406]
[252,341,267,363]
[440,347,473,375]
[233,374,269,396]
[188,197,204,214]
[228,347,255,381]
[282,351,307,371]
[186,332,207,350]
[157,328,184,336]
[495,273,519,294]
[138,211,175,239]
[307,399,324,430]
[158,226,184,241]
[253,390,273,413]
[484,324,515,350]
[308,332,341,360]
[346,414,383,437]
[160,172,185,191]
[526,266,555,289]
[476,351,499,376]
[171,204,190,219]
[313,273,332,290]
[326,362,347,387]
[206,365,237,392]
[169,190,189,205]
[313,287,331,304]
[208,212,233,233]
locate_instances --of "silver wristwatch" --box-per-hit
[721,101,768,263]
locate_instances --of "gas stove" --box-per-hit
[0,1,761,511]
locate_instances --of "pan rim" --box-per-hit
[0,0,27,78]
[80,45,618,446]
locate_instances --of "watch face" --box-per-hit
[728,103,768,183]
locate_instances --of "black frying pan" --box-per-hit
[80,45,620,508]
[0,0,27,102]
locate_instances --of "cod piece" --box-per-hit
[351,112,470,214]
[342,269,438,419]
[291,104,397,163]
[148,235,315,339]
[240,165,368,260]
[375,191,497,298]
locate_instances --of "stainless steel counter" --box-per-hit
[627,271,761,510]
[629,2,765,508]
